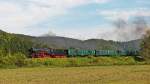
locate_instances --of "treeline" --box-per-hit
[0,32,31,56]
[0,31,47,57]
[0,30,47,68]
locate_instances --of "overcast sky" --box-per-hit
[0,0,150,40]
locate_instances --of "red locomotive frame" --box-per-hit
[30,48,66,58]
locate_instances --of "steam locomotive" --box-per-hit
[29,48,139,58]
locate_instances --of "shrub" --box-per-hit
[24,56,142,67]
[0,52,26,68]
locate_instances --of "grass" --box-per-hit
[24,56,145,67]
[0,65,150,84]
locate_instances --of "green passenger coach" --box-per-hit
[95,50,118,56]
[68,49,95,56]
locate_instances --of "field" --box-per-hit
[0,65,150,84]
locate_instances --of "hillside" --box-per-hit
[0,31,30,56]
[0,30,45,57]
[0,30,141,51]
[34,36,141,50]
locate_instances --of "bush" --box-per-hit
[24,56,142,67]
[0,52,26,68]
[0,56,148,68]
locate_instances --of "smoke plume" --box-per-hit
[112,17,148,41]
[41,30,56,37]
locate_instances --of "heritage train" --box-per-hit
[29,48,139,58]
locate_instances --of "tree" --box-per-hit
[0,31,42,58]
[141,30,150,60]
